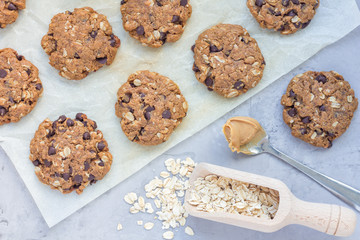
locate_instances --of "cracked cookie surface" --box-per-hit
[41,7,121,80]
[0,48,43,125]
[120,0,192,48]
[115,70,188,145]
[247,0,319,35]
[281,71,358,148]
[192,24,265,98]
[0,0,25,29]
[30,113,113,194]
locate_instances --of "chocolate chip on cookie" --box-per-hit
[247,0,319,34]
[281,71,358,148]
[0,48,43,125]
[41,7,121,80]
[120,0,192,48]
[115,70,188,145]
[30,113,113,194]
[192,24,265,98]
[0,0,26,29]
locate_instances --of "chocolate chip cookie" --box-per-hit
[30,113,113,194]
[115,70,188,145]
[192,24,265,98]
[120,0,192,48]
[247,0,319,35]
[281,71,358,148]
[0,48,43,125]
[0,0,26,29]
[41,7,121,80]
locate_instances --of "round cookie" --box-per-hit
[0,48,43,125]
[192,24,265,98]
[41,7,121,80]
[30,113,113,194]
[0,0,26,29]
[281,71,358,148]
[120,0,192,48]
[115,70,188,145]
[247,0,319,35]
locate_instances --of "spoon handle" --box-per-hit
[263,143,360,212]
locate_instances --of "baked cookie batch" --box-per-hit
[0,0,358,194]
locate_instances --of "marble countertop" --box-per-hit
[1,4,360,240]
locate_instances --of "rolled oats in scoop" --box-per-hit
[41,7,121,80]
[30,113,113,194]
[192,24,265,98]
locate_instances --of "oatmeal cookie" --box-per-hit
[0,0,26,29]
[0,48,43,125]
[120,0,192,48]
[247,0,319,34]
[281,71,358,148]
[115,70,188,145]
[41,7,121,80]
[192,24,265,98]
[30,113,113,194]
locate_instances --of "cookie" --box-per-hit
[115,70,188,145]
[0,48,43,125]
[247,0,319,35]
[192,24,265,98]
[281,71,358,148]
[41,7,121,80]
[120,0,192,48]
[30,113,112,194]
[0,0,26,29]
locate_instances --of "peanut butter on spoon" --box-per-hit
[223,117,266,154]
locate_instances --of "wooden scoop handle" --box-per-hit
[289,195,357,236]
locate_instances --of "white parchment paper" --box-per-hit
[0,0,359,227]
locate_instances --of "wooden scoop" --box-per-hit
[184,163,357,237]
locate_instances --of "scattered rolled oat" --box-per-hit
[137,220,143,226]
[185,226,194,236]
[163,231,174,240]
[124,192,138,204]
[122,157,197,238]
[117,223,123,231]
[144,222,154,230]
[187,175,279,219]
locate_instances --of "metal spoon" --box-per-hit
[224,117,360,212]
